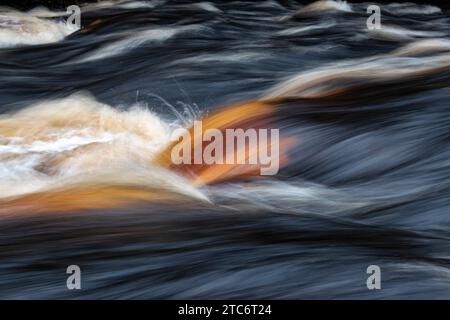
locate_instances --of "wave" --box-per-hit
[193,2,222,13]
[0,90,296,214]
[80,0,160,12]
[296,0,353,15]
[0,8,78,48]
[265,42,450,99]
[366,25,445,42]
[27,6,69,18]
[4,37,450,213]
[72,24,206,63]
[277,21,336,36]
[385,3,442,15]
[174,51,268,65]
[0,93,210,213]
[0,1,163,49]
[210,180,365,215]
[392,39,450,56]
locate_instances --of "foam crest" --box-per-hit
[0,9,78,48]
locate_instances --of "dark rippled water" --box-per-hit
[1,0,450,299]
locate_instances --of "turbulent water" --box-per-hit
[1,0,450,299]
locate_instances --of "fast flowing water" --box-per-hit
[1,0,450,298]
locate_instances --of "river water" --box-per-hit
[0,0,450,299]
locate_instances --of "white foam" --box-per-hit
[385,3,441,15]
[393,39,450,56]
[73,25,205,63]
[194,2,222,13]
[297,0,352,14]
[0,93,208,201]
[265,47,450,99]
[0,9,78,48]
[212,181,364,215]
[81,0,161,12]
[115,1,160,10]
[27,6,69,18]
[175,51,266,65]
[277,21,336,36]
[367,25,445,42]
